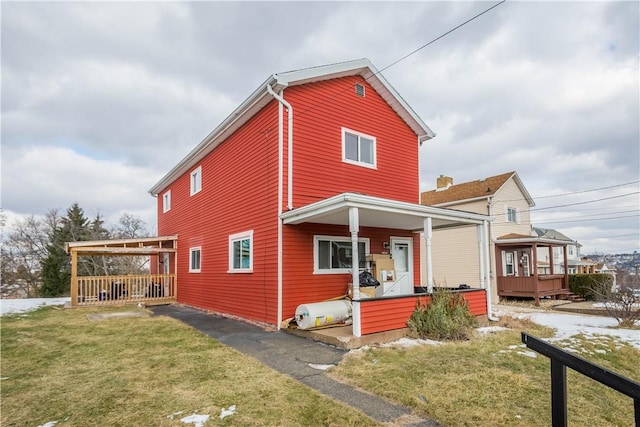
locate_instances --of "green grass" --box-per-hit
[331,317,639,427]
[1,306,379,427]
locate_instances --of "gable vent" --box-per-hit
[355,83,365,97]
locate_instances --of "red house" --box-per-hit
[149,59,492,337]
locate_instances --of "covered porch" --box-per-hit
[280,193,493,337]
[495,233,570,305]
[66,236,178,307]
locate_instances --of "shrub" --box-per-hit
[569,274,613,300]
[407,288,477,340]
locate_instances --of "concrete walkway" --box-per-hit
[151,304,440,426]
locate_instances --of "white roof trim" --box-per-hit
[149,59,434,195]
[280,192,490,231]
[495,237,569,246]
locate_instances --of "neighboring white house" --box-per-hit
[420,171,535,302]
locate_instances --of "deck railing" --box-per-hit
[74,274,176,306]
[521,332,640,426]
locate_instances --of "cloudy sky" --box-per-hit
[2,1,638,255]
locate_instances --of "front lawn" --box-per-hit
[1,306,377,426]
[330,317,639,427]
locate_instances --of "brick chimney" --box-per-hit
[436,175,453,190]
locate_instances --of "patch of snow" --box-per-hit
[37,422,58,427]
[517,351,538,358]
[219,405,236,420]
[380,337,441,348]
[1,298,70,315]
[308,363,334,371]
[181,413,209,427]
[167,411,185,419]
[477,326,508,334]
[525,312,640,349]
[595,349,608,354]
[507,345,519,350]
[593,302,640,308]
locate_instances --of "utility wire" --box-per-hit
[534,213,640,225]
[530,191,639,212]
[298,1,506,117]
[532,180,640,199]
[378,1,507,75]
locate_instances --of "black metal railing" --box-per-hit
[521,332,640,426]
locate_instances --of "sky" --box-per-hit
[2,1,639,255]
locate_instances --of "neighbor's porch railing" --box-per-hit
[497,275,567,296]
[74,274,176,306]
[522,332,640,426]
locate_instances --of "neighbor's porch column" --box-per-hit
[349,207,362,337]
[424,217,433,293]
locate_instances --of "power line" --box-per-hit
[532,209,640,222]
[534,213,640,225]
[377,1,507,74]
[531,180,640,200]
[530,191,640,212]
[298,1,506,117]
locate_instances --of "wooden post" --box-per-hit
[70,249,78,307]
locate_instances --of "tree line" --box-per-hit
[1,203,151,298]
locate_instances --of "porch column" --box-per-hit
[477,224,485,289]
[349,207,362,337]
[70,249,78,307]
[482,220,493,314]
[424,217,433,293]
[563,244,569,290]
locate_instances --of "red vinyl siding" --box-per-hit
[155,73,425,328]
[359,289,487,335]
[283,76,420,208]
[281,224,415,319]
[157,102,280,324]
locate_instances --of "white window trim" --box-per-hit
[341,127,377,169]
[190,166,202,196]
[313,235,370,275]
[162,190,171,213]
[506,207,517,223]
[189,247,201,273]
[228,230,253,273]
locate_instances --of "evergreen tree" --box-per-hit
[39,203,93,296]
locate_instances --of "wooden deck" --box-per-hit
[497,274,569,305]
[74,274,176,307]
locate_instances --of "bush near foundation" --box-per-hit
[569,274,613,300]
[407,288,477,340]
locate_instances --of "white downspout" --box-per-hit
[424,217,433,293]
[484,219,498,321]
[266,83,287,329]
[266,84,294,210]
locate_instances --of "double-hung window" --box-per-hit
[190,166,202,196]
[314,235,370,274]
[504,251,515,276]
[342,128,376,168]
[189,247,201,273]
[506,207,518,223]
[229,230,253,273]
[162,190,171,213]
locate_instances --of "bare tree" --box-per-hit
[1,212,60,297]
[594,278,640,328]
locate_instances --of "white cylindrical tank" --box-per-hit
[295,300,352,330]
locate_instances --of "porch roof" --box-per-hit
[280,193,490,231]
[65,235,178,256]
[495,233,569,247]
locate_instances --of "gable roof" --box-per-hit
[149,58,434,196]
[420,171,535,207]
[532,227,576,243]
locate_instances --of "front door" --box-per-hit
[390,237,413,294]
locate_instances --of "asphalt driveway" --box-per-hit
[151,304,440,426]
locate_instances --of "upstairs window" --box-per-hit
[342,128,376,168]
[314,235,370,274]
[506,207,518,223]
[162,190,171,213]
[229,230,253,273]
[190,166,202,196]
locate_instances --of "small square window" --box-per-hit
[162,190,171,213]
[228,231,253,273]
[190,166,202,196]
[342,128,376,168]
[189,247,201,273]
